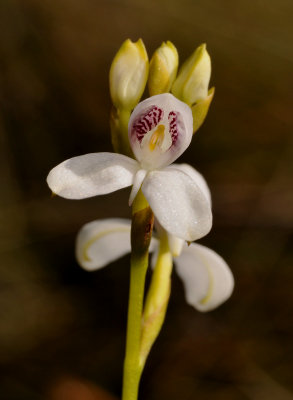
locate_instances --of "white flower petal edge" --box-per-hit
[142,168,212,242]
[165,163,212,256]
[175,242,234,312]
[76,219,158,271]
[128,169,147,205]
[47,153,139,199]
[76,218,233,311]
[167,163,211,205]
[76,219,132,271]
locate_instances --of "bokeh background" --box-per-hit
[1,0,293,399]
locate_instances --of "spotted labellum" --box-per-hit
[129,94,192,170]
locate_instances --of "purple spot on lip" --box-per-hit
[131,106,164,143]
[168,111,182,145]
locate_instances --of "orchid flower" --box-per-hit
[76,218,233,312]
[75,163,234,312]
[47,93,212,242]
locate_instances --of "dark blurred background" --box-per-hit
[0,0,293,399]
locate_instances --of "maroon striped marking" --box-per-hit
[132,106,163,142]
[168,111,181,145]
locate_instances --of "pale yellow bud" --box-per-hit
[172,43,211,106]
[109,39,149,110]
[148,41,178,96]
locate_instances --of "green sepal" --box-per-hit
[192,86,215,133]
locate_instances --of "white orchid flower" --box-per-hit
[76,217,233,312]
[47,93,212,242]
[75,164,234,312]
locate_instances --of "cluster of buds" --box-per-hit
[109,39,214,155]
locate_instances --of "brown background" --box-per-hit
[0,0,293,399]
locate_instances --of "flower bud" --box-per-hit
[172,43,211,106]
[109,39,149,110]
[148,41,178,96]
[192,87,215,133]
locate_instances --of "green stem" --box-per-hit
[122,252,148,400]
[122,191,154,400]
[110,107,133,157]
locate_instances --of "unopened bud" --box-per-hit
[172,43,211,106]
[148,41,178,96]
[109,39,149,110]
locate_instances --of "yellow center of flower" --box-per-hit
[149,124,165,151]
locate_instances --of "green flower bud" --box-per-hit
[109,39,149,110]
[172,43,211,106]
[148,41,178,96]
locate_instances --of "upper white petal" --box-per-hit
[167,163,211,205]
[47,153,139,199]
[142,169,212,241]
[76,218,132,271]
[175,243,234,312]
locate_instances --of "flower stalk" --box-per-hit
[110,106,133,157]
[139,231,172,369]
[122,191,154,400]
[46,39,233,400]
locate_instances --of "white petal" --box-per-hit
[168,163,211,205]
[76,218,159,271]
[167,235,185,257]
[142,169,212,241]
[76,218,132,271]
[47,153,139,199]
[175,243,234,312]
[129,93,193,170]
[128,169,147,205]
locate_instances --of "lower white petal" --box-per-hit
[76,218,132,271]
[142,169,212,242]
[76,218,158,271]
[174,243,234,312]
[47,153,139,199]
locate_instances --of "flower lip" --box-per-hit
[133,105,164,143]
[129,93,193,170]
